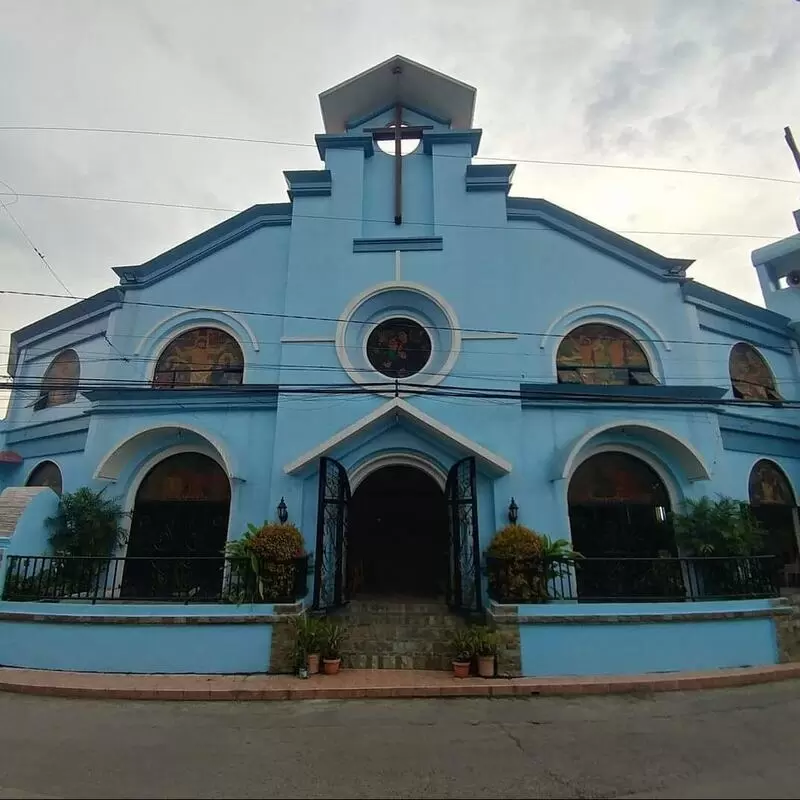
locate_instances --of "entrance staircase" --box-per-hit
[333,597,467,670]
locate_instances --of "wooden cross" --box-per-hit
[366,103,432,225]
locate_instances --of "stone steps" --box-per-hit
[333,598,466,671]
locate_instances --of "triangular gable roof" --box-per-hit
[506,197,693,281]
[283,398,511,476]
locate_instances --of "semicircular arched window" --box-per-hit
[556,324,657,386]
[26,460,63,496]
[729,343,781,402]
[749,459,795,506]
[153,327,244,388]
[35,349,80,410]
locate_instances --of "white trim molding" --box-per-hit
[335,280,462,395]
[94,423,240,482]
[555,420,711,484]
[283,397,512,477]
[349,451,447,491]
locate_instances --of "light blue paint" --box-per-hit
[518,600,779,676]
[0,57,797,675]
[0,601,275,616]
[0,619,272,674]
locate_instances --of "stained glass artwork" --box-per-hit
[153,328,244,388]
[749,459,795,506]
[26,460,63,496]
[136,453,231,503]
[556,324,655,386]
[37,349,80,408]
[568,452,669,506]
[729,343,781,401]
[366,318,432,379]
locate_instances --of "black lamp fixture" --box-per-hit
[277,497,288,524]
[508,497,519,524]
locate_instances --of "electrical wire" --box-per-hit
[1,124,798,186]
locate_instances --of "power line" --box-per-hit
[0,191,786,241]
[0,189,74,297]
[0,287,793,349]
[6,378,800,409]
[1,124,799,186]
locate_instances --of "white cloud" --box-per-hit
[0,0,798,390]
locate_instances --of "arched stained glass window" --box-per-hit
[729,343,781,402]
[568,452,669,506]
[153,328,244,388]
[556,324,657,386]
[26,460,63,496]
[35,349,80,410]
[749,459,794,506]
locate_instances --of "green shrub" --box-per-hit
[671,497,764,557]
[225,521,306,602]
[46,487,127,557]
[486,524,548,602]
[321,620,346,660]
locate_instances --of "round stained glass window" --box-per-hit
[366,318,432,379]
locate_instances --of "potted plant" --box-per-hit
[449,629,473,678]
[470,626,501,678]
[292,614,323,675]
[322,621,346,675]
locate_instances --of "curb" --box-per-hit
[1,663,800,701]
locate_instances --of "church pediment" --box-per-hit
[283,398,511,477]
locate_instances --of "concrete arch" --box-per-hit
[94,423,239,484]
[556,420,711,485]
[349,450,447,492]
[135,309,260,357]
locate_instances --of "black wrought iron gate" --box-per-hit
[313,456,350,611]
[445,456,482,612]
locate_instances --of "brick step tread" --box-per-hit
[343,603,453,614]
[342,619,466,631]
[341,623,465,633]
[337,614,466,628]
[342,655,452,670]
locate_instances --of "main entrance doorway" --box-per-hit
[348,465,448,598]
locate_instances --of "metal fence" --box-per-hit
[2,555,309,604]
[485,555,779,604]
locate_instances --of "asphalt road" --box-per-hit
[1,681,800,799]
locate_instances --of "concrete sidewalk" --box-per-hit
[2,662,800,701]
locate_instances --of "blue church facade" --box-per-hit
[1,56,800,676]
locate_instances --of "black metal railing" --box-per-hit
[2,555,309,604]
[486,555,779,604]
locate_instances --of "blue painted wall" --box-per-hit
[518,601,779,676]
[0,603,276,674]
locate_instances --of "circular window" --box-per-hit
[366,318,432,378]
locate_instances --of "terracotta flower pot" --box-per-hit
[323,657,341,675]
[477,655,496,678]
[307,653,320,675]
[452,660,470,679]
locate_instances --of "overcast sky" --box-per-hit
[1,0,799,396]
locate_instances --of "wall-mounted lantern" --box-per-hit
[508,497,519,524]
[277,497,289,524]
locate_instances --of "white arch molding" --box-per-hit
[348,451,447,492]
[542,307,669,383]
[555,420,711,486]
[94,423,239,483]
